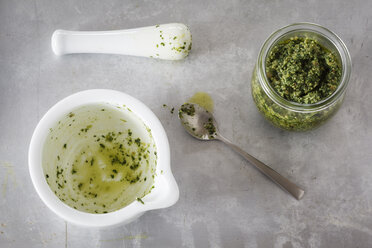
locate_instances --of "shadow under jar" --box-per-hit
[251,23,351,131]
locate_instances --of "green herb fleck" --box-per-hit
[137,197,144,204]
[130,163,139,170]
[179,104,195,117]
[105,133,113,142]
[204,120,216,135]
[81,125,92,133]
[134,138,141,147]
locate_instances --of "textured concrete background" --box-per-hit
[1,0,372,247]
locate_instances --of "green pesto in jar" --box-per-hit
[266,37,341,104]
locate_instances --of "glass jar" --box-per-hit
[251,23,351,131]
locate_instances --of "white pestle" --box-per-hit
[51,23,192,60]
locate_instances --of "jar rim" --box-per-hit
[257,22,352,112]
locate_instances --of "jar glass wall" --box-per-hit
[251,23,351,131]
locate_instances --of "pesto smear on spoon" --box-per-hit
[266,37,341,104]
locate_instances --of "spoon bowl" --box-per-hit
[178,103,218,140]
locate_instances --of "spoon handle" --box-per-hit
[217,134,305,200]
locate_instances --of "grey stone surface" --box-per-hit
[0,0,372,247]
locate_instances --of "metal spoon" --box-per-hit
[178,103,305,200]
